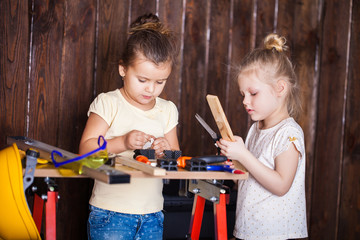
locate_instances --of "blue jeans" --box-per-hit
[87,205,164,240]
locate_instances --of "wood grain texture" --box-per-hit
[158,0,184,107]
[203,0,232,155]
[290,0,320,228]
[206,94,234,141]
[179,0,210,156]
[95,0,130,94]
[276,0,295,45]
[338,1,360,238]
[29,1,96,239]
[310,0,351,238]
[206,0,230,99]
[0,0,29,148]
[227,0,253,139]
[28,0,64,147]
[116,156,166,176]
[0,0,359,238]
[255,0,276,45]
[57,0,96,153]
[129,0,156,23]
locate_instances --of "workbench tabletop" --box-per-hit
[30,162,248,180]
[115,156,248,180]
[116,164,248,180]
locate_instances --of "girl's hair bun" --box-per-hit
[129,13,171,36]
[121,12,178,66]
[263,33,288,52]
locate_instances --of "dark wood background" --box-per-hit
[1,0,359,239]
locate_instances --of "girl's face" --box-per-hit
[238,68,286,129]
[119,54,172,111]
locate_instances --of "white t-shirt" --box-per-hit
[234,118,308,240]
[87,89,178,214]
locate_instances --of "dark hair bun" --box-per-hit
[130,13,171,36]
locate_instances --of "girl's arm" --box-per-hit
[164,126,180,150]
[79,113,154,155]
[218,136,299,196]
[79,113,109,154]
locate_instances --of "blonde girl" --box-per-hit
[217,33,308,239]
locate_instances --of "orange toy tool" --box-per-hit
[177,156,192,168]
[135,155,151,165]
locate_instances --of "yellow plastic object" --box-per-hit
[19,149,49,164]
[0,143,41,240]
[55,150,108,176]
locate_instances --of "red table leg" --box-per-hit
[33,193,44,233]
[46,191,58,240]
[214,193,228,240]
[188,195,206,240]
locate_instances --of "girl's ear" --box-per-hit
[276,79,288,97]
[118,65,126,78]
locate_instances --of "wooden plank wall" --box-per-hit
[0,0,359,239]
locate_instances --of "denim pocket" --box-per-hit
[88,206,114,228]
[155,211,164,228]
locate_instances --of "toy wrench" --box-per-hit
[195,113,221,154]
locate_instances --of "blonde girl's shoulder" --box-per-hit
[274,118,305,155]
[275,118,304,139]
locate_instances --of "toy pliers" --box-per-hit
[195,113,221,154]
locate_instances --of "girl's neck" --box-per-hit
[119,88,155,111]
[259,109,290,129]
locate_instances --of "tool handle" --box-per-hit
[191,155,227,164]
[222,165,245,174]
[177,156,192,168]
[135,155,151,165]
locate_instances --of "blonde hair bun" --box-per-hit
[264,33,288,52]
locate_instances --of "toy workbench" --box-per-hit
[7,135,248,240]
[29,156,248,180]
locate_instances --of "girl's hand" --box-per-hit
[217,136,246,161]
[151,137,171,158]
[123,130,154,150]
